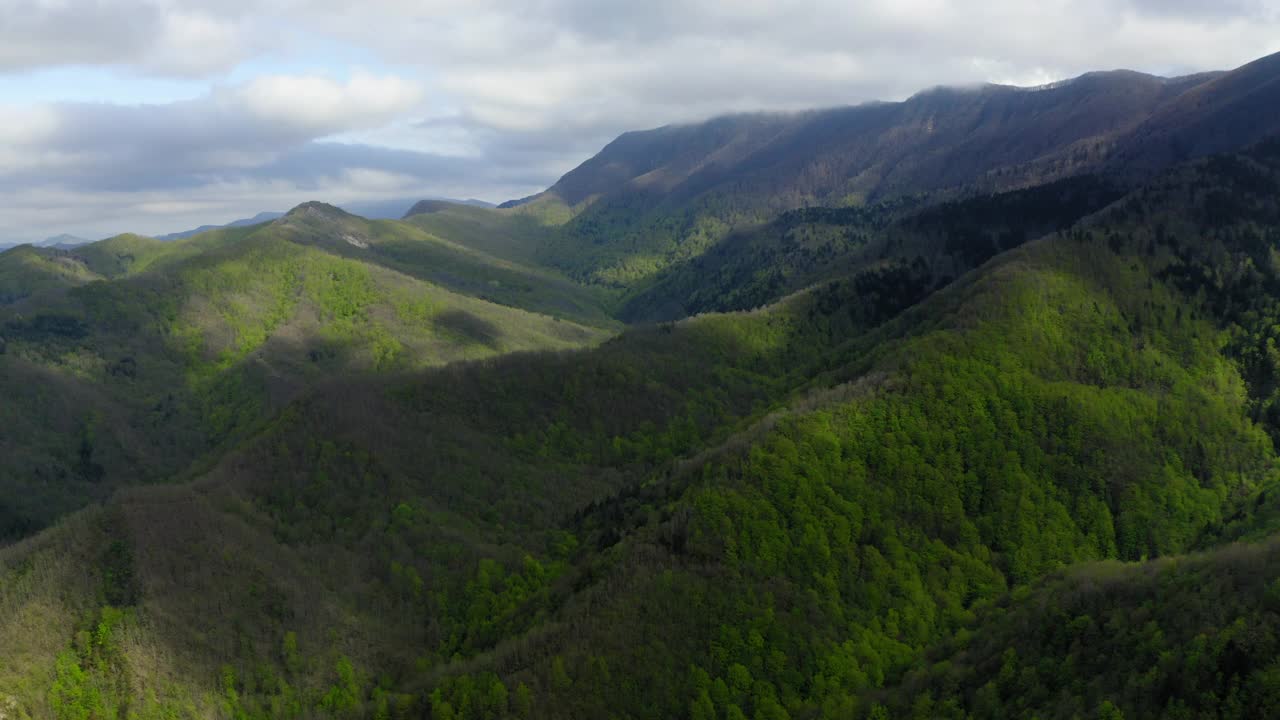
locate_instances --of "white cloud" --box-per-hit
[145,10,249,76]
[273,0,1280,188]
[0,0,154,70]
[0,1,251,76]
[0,71,424,191]
[2,0,1280,241]
[0,105,59,145]
[0,158,541,243]
[236,73,423,135]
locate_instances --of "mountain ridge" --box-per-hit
[522,51,1280,288]
[155,212,284,242]
[3,49,1280,720]
[7,137,1280,717]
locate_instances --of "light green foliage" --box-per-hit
[507,194,575,227]
[284,203,616,327]
[0,208,611,540]
[427,673,510,720]
[403,200,556,264]
[644,250,1267,714]
[47,606,131,720]
[281,632,301,675]
[513,683,533,718]
[875,538,1280,719]
[396,143,1280,718]
[48,651,100,720]
[318,656,362,717]
[537,196,766,288]
[7,141,1280,720]
[550,657,571,691]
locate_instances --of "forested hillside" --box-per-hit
[0,205,611,539]
[4,130,1280,719]
[3,50,1280,720]
[618,175,1126,322]
[525,52,1280,290]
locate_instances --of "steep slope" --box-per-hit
[6,140,1280,718]
[619,174,1126,322]
[273,203,613,327]
[529,52,1280,289]
[1111,51,1280,173]
[496,136,1280,718]
[876,537,1280,719]
[0,285,840,718]
[0,205,611,541]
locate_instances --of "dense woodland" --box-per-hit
[4,55,1280,720]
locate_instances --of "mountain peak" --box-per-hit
[284,201,353,221]
[38,233,90,249]
[275,200,374,249]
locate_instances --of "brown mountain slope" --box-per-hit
[531,68,1213,214]
[1110,50,1280,172]
[527,52,1279,287]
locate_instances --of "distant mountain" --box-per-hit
[37,233,91,249]
[155,211,283,241]
[1109,51,1280,173]
[7,49,1280,720]
[498,192,541,209]
[0,234,91,250]
[525,52,1280,287]
[7,137,1280,718]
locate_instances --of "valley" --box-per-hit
[2,48,1280,720]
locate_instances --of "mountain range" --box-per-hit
[154,212,285,242]
[37,234,92,249]
[526,52,1280,292]
[15,199,499,249]
[2,50,1280,720]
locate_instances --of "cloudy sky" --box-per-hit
[2,0,1278,242]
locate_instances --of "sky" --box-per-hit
[1,0,1279,243]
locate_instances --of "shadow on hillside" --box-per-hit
[432,310,503,349]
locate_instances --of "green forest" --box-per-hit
[4,50,1280,720]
